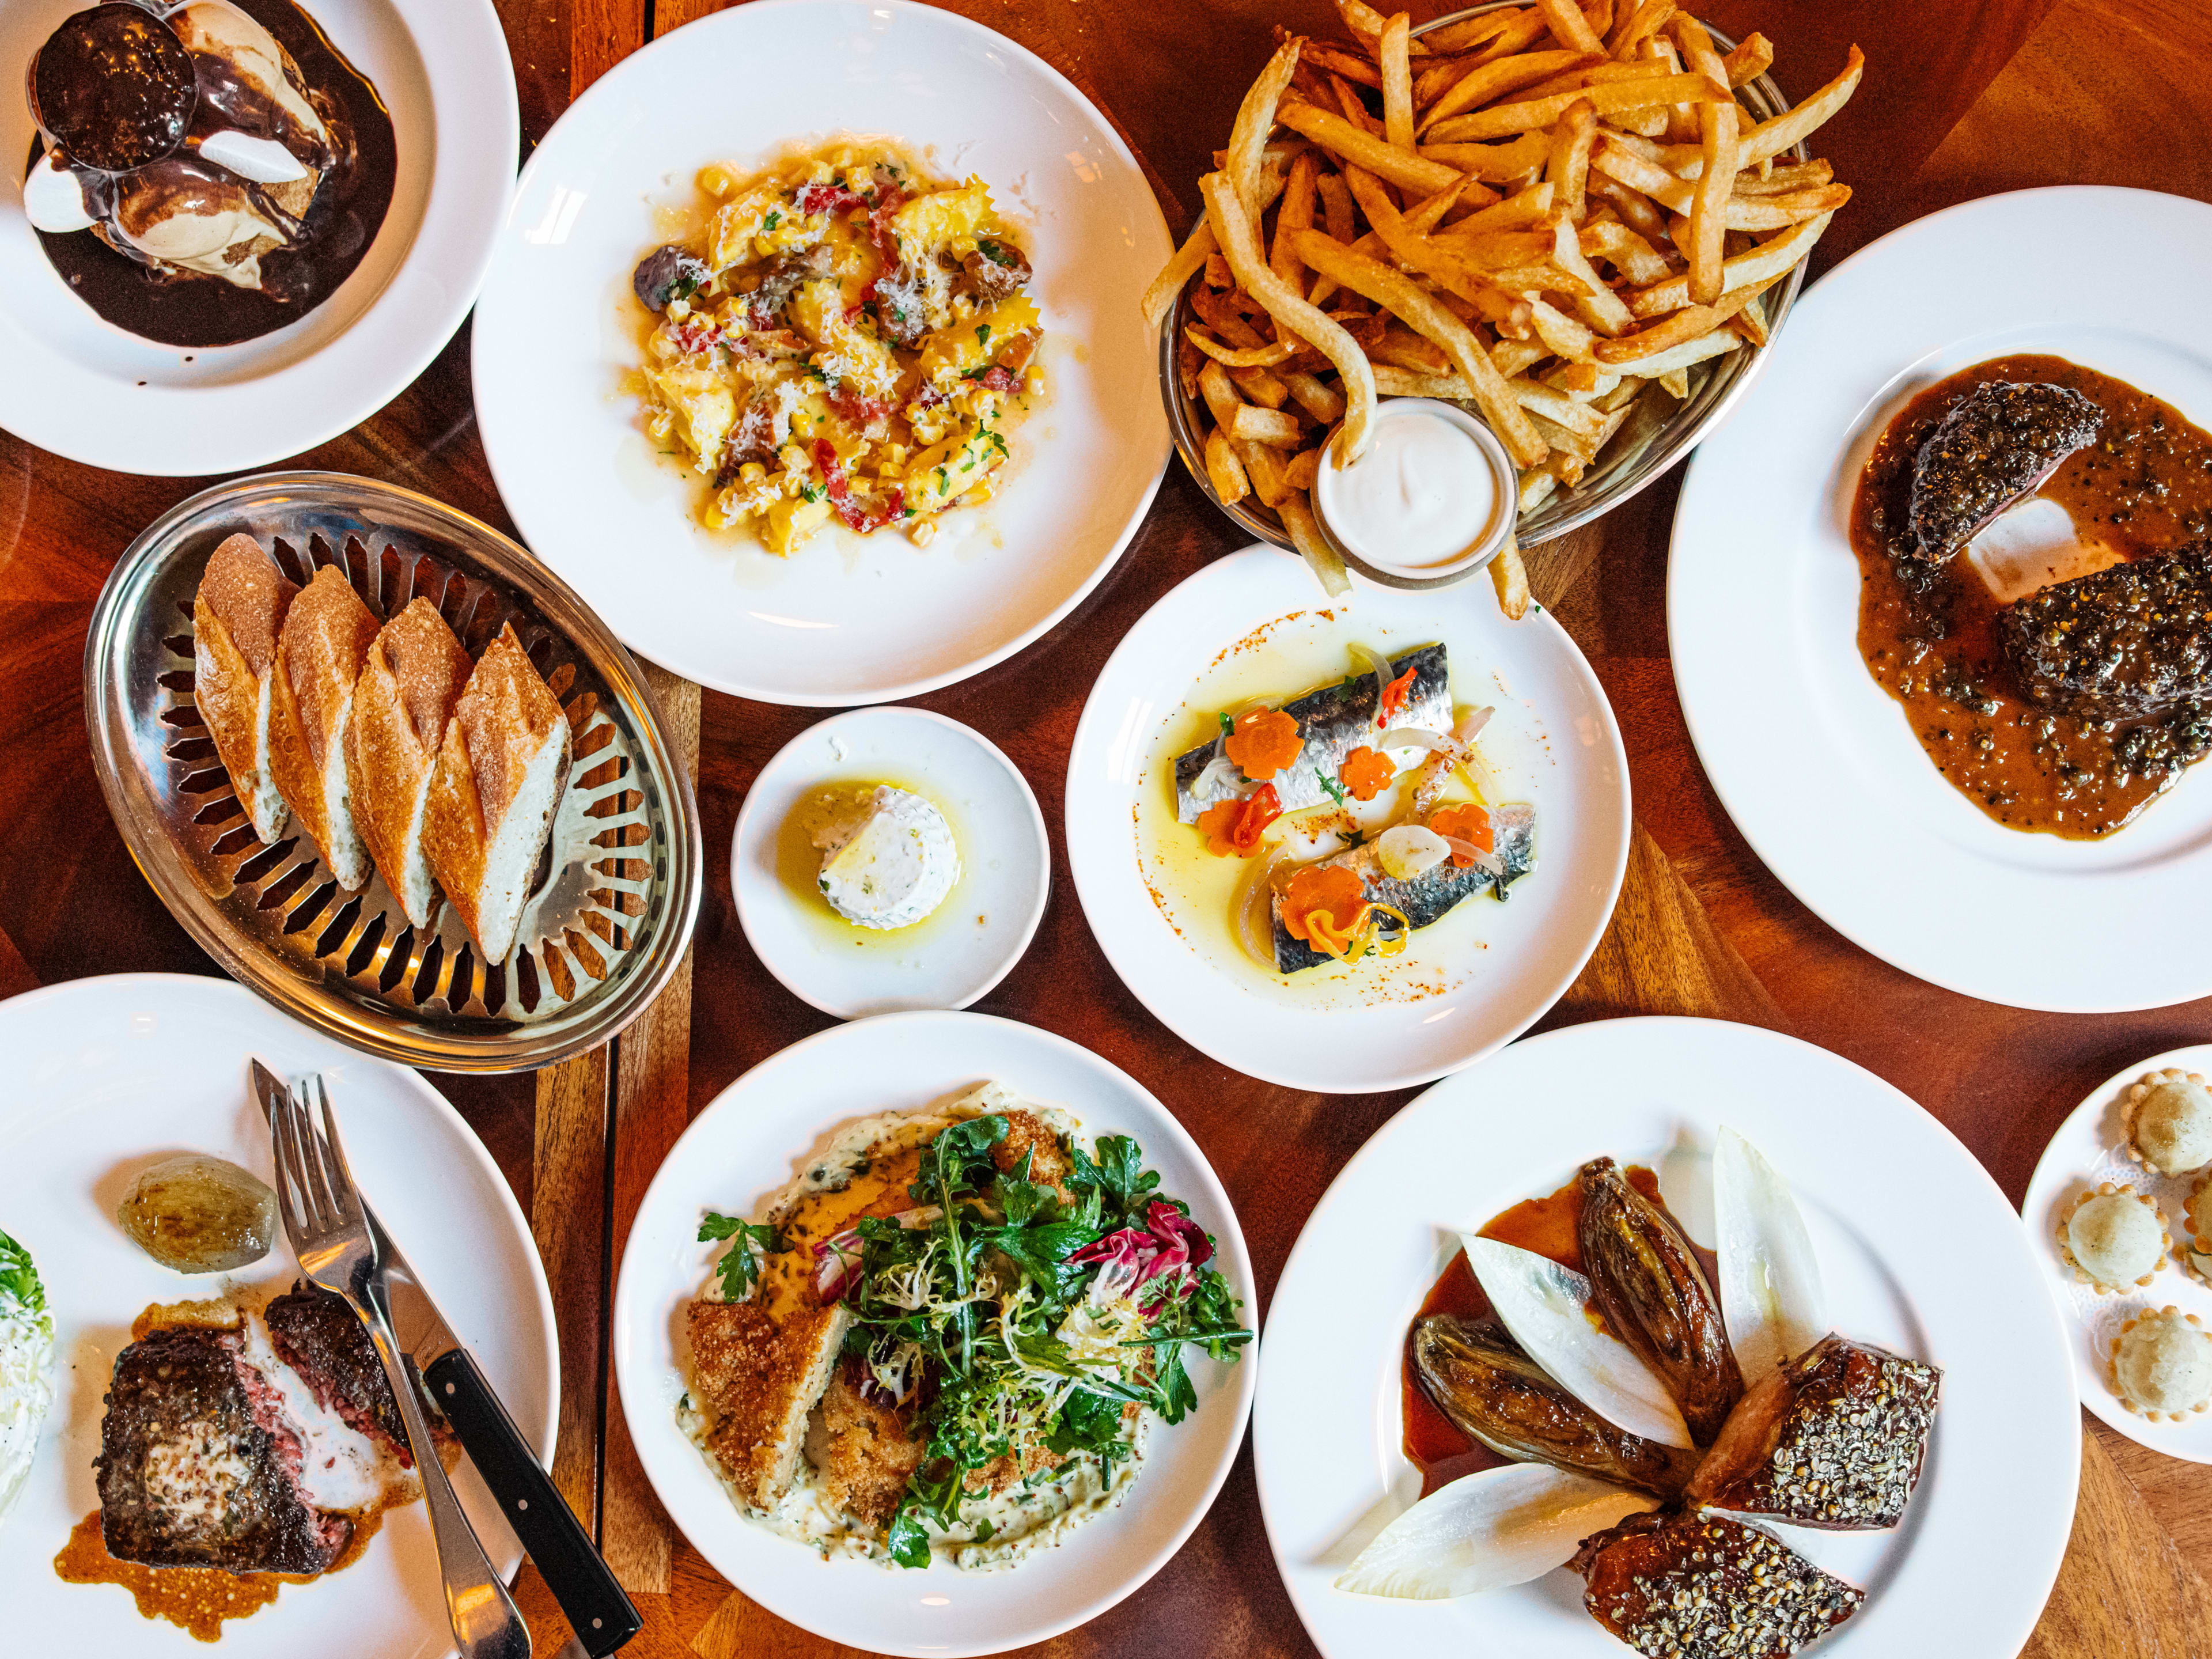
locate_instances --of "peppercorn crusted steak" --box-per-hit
[1998,540,2212,718]
[1573,1510,1864,1659]
[96,1326,352,1574]
[265,1280,413,1468]
[1687,1334,1940,1531]
[1908,381,2103,562]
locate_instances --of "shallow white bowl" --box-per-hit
[471,0,1172,704]
[732,707,1049,1018]
[1064,545,1630,1094]
[0,974,555,1659]
[1257,1016,2079,1659]
[0,0,517,475]
[610,1010,1257,1657]
[1670,186,2212,1011]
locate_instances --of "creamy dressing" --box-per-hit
[1315,406,1507,574]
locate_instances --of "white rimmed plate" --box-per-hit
[732,707,1049,1017]
[1256,1015,2079,1659]
[0,974,556,1659]
[1669,187,2212,1011]
[1064,546,1630,1094]
[2023,1040,2212,1462]
[0,0,517,475]
[610,1010,1256,1657]
[469,0,1172,704]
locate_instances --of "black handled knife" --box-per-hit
[363,1202,641,1656]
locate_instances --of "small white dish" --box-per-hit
[611,1009,1256,1657]
[734,707,1048,1018]
[471,0,1172,704]
[2024,1040,2212,1462]
[1310,397,1517,589]
[1669,186,2212,1011]
[0,0,517,475]
[1064,544,1630,1094]
[0,974,556,1659]
[1257,1015,2079,1659]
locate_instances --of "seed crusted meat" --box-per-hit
[1573,1510,1864,1658]
[1999,540,2212,718]
[264,1280,414,1467]
[1908,381,2103,562]
[96,1326,351,1574]
[1687,1334,1941,1530]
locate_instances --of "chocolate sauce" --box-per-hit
[31,0,396,348]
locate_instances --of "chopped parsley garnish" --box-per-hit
[698,1211,786,1301]
[975,323,992,348]
[981,428,1009,460]
[762,210,781,233]
[1316,768,1349,806]
[801,482,826,503]
[1217,711,1233,738]
[668,272,702,302]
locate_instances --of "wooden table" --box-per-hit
[6,1,2212,1653]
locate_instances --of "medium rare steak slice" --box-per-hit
[1573,1510,1863,1658]
[1908,381,2102,562]
[1999,540,2212,718]
[265,1280,412,1467]
[96,1326,351,1574]
[1688,1334,1940,1530]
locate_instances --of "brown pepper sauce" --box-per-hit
[1401,1164,1678,1499]
[32,0,397,348]
[1853,354,2212,837]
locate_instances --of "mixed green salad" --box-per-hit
[705,1117,1249,1566]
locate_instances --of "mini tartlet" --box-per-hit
[2124,1068,2212,1176]
[2109,1306,2212,1421]
[2055,1183,2168,1293]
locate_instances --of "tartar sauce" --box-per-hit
[1313,403,1509,575]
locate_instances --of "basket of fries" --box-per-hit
[1146,0,1862,611]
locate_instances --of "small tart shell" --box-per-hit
[2123,1067,2212,1176]
[2056,1182,2169,1291]
[2109,1306,2212,1422]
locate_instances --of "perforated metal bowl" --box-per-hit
[1160,5,1808,551]
[86,472,703,1072]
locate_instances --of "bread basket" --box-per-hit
[85,472,703,1072]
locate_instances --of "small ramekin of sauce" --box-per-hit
[1309,397,1518,590]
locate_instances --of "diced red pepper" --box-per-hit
[1197,783,1283,857]
[1377,661,1417,728]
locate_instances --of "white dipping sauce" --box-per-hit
[1316,407,1503,572]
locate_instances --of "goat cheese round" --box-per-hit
[813,786,959,930]
[0,1229,55,1522]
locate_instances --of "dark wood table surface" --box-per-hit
[7,1,2212,1654]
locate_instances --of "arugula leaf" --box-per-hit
[698,1211,784,1301]
[1046,1388,1125,1457]
[1092,1135,1159,1217]
[885,1503,933,1569]
[1316,767,1348,806]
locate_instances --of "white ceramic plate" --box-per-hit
[1064,547,1630,1094]
[470,0,1172,704]
[0,0,516,475]
[0,974,556,1659]
[733,707,1048,1018]
[1257,1015,2079,1659]
[2022,1041,2212,1463]
[1669,186,2212,1012]
[611,1010,1256,1657]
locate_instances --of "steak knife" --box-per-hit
[363,1198,642,1657]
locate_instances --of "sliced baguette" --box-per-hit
[266,567,381,888]
[422,624,571,963]
[345,598,473,929]
[192,533,298,844]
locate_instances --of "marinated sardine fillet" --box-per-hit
[1908,380,2102,562]
[1175,644,1452,822]
[1999,540,2212,718]
[95,1325,350,1574]
[1688,1334,1940,1531]
[1573,1510,1863,1659]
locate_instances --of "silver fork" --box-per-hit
[263,1069,533,1659]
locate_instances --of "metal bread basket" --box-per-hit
[85,472,703,1071]
[1160,4,1809,552]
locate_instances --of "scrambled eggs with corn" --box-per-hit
[630,143,1043,555]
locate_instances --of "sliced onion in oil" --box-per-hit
[1234,846,1289,969]
[1350,643,1395,724]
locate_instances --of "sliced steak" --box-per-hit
[1999,540,2212,717]
[264,1281,413,1468]
[1573,1510,1863,1658]
[96,1326,350,1574]
[1688,1334,1941,1529]
[1908,381,2102,561]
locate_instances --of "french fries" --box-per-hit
[1153,6,1863,614]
